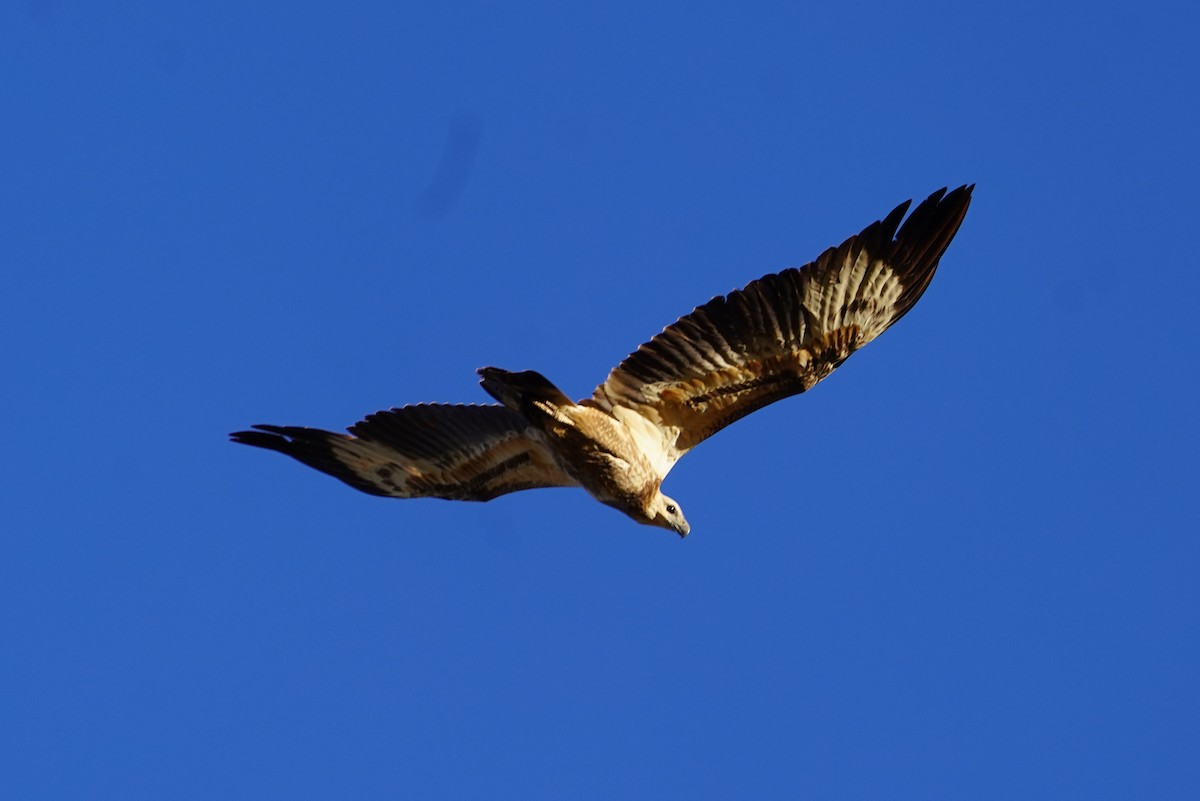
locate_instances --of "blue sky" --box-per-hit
[3,1,1198,798]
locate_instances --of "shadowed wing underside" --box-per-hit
[588,185,973,473]
[231,404,576,501]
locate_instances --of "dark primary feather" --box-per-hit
[230,403,575,501]
[590,185,973,462]
[231,425,394,496]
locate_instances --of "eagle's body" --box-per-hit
[232,186,973,536]
[479,367,682,531]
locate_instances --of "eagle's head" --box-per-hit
[648,492,690,538]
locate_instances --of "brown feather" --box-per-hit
[587,185,973,469]
[230,404,576,502]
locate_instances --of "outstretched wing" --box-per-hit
[587,185,973,476]
[231,403,577,501]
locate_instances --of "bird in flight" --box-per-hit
[232,185,972,537]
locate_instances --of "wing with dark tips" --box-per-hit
[587,186,973,475]
[231,403,576,501]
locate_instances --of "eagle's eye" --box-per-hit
[666,504,677,514]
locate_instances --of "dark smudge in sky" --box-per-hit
[415,113,482,221]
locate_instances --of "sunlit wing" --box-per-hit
[231,403,577,501]
[587,185,973,476]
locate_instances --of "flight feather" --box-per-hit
[587,185,973,473]
[230,404,576,502]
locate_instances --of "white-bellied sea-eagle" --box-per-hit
[232,186,973,536]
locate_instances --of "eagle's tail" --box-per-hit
[478,367,574,415]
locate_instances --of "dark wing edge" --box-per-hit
[878,184,974,329]
[589,185,973,463]
[231,403,576,502]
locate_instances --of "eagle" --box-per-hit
[232,186,972,537]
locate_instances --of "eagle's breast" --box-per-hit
[540,405,661,514]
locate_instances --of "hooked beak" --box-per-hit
[675,521,690,538]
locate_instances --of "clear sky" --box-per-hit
[3,2,1198,798]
